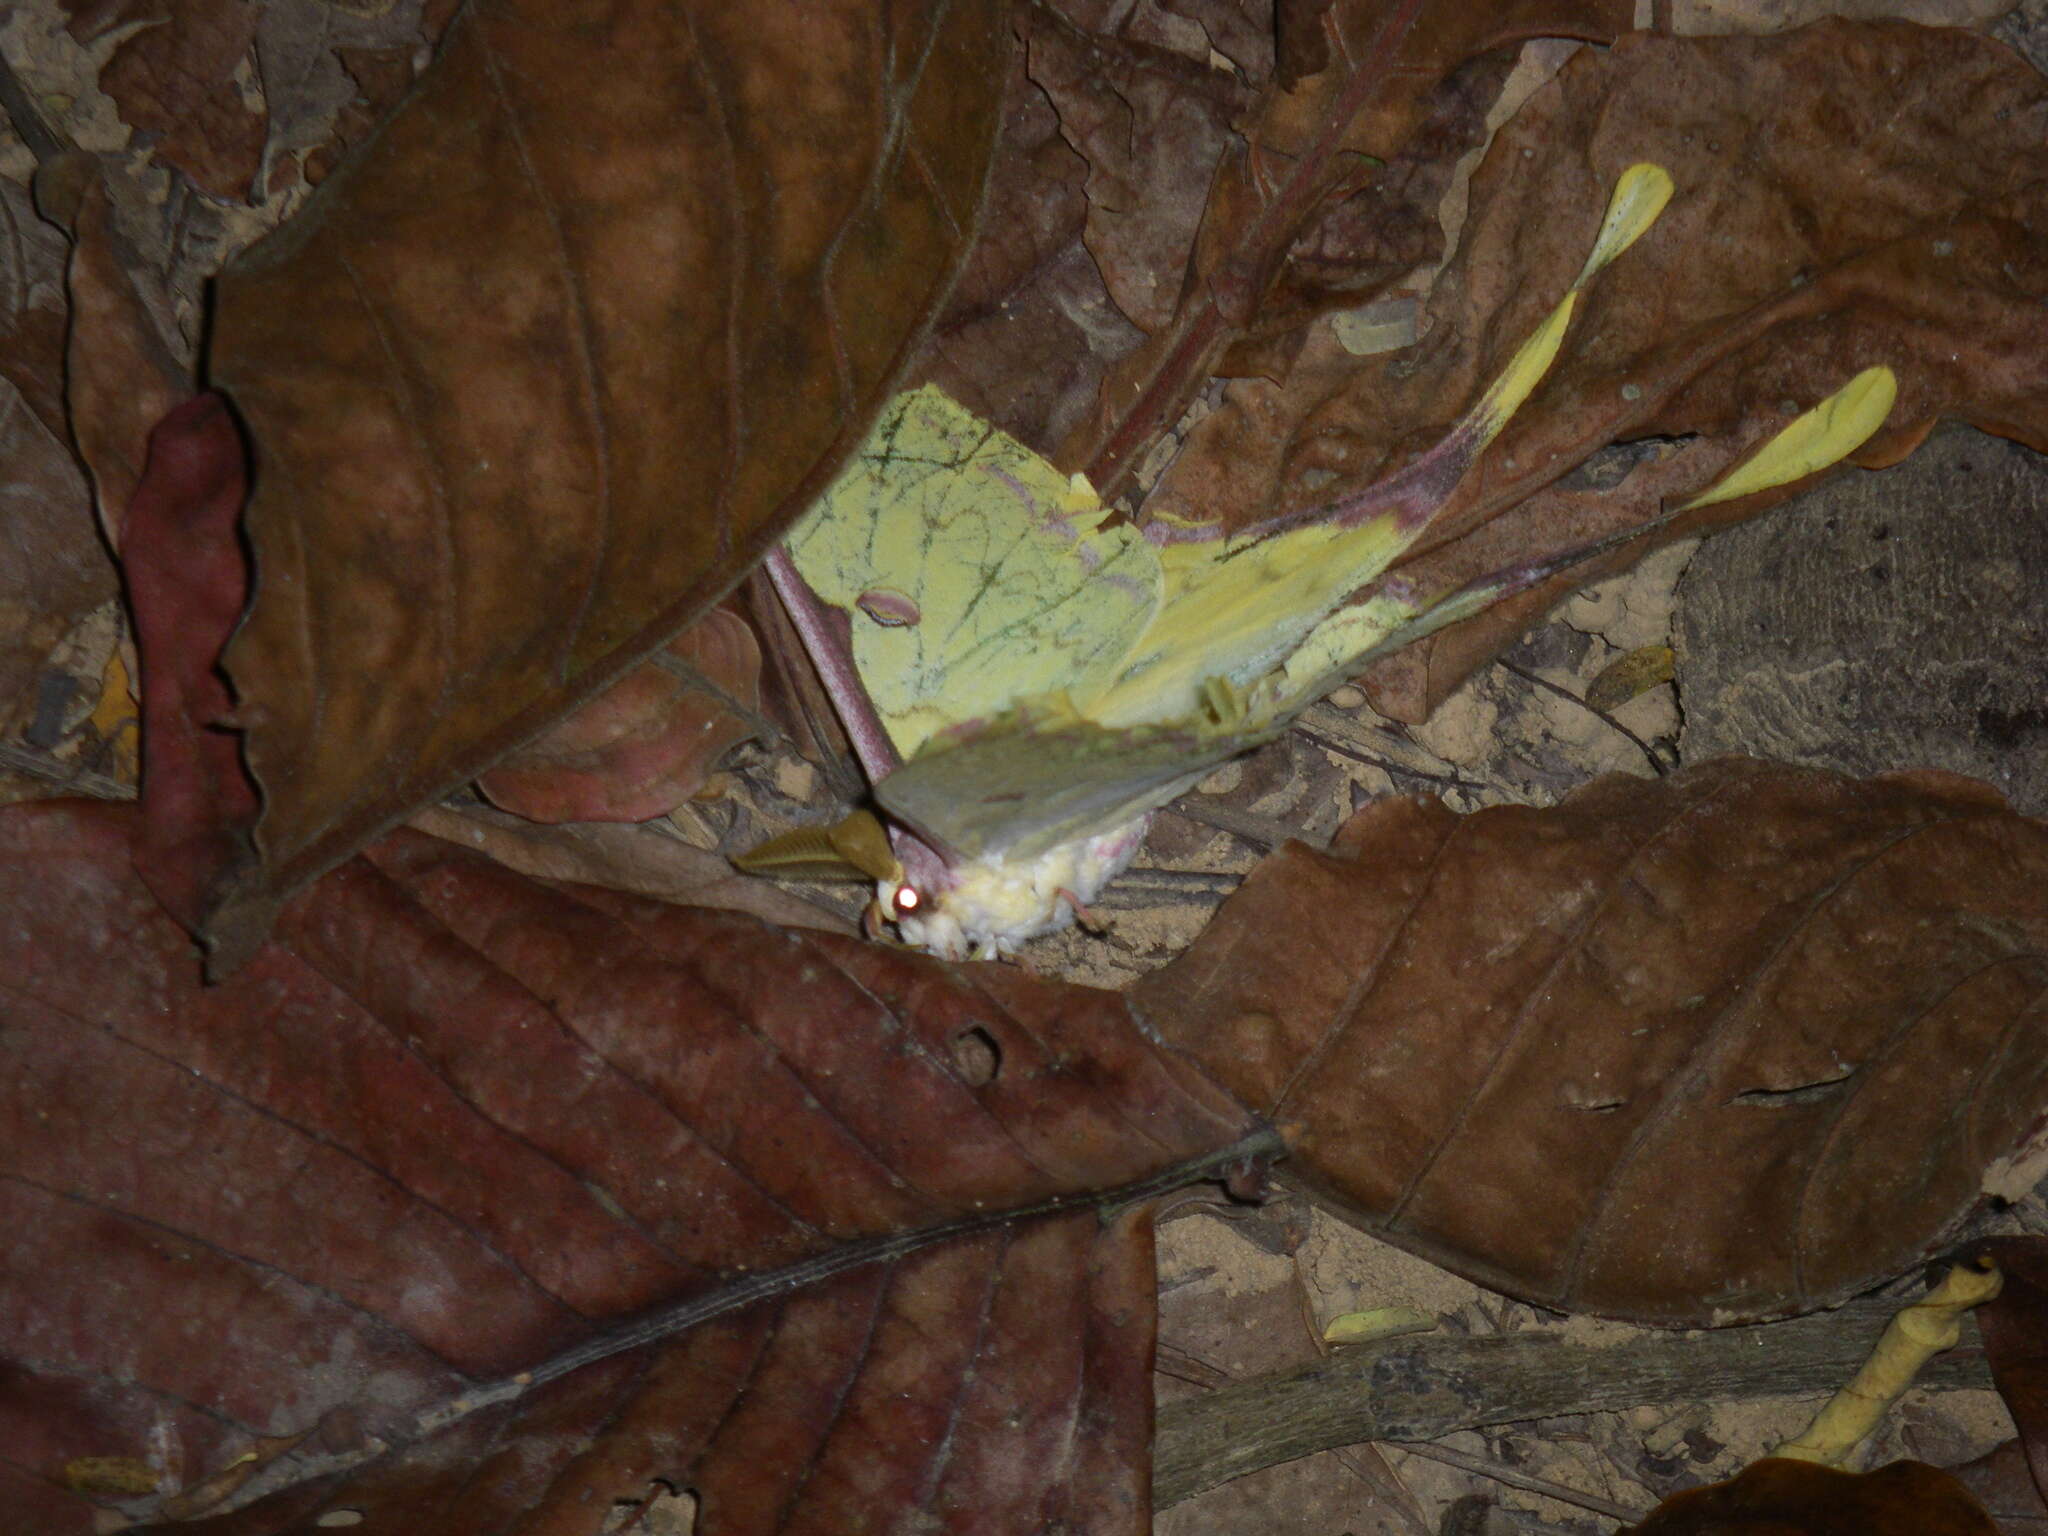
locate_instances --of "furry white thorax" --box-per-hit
[884,817,1149,961]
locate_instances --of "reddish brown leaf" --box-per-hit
[1146,20,2048,720]
[1971,1237,2048,1513]
[1132,758,2048,1324]
[0,797,1262,1531]
[207,0,1010,965]
[1617,1457,1998,1535]
[476,606,763,823]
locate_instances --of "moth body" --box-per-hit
[884,816,1148,960]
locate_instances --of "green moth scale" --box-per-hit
[750,164,1899,959]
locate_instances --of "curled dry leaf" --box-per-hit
[0,797,1262,1532]
[207,0,1010,961]
[35,152,196,548]
[122,396,259,938]
[475,605,765,824]
[0,178,117,742]
[1147,20,2048,719]
[1132,757,2048,1324]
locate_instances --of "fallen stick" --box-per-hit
[1153,1298,1993,1507]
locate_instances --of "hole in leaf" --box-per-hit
[1732,1071,1855,1108]
[600,1482,698,1535]
[951,1025,1001,1087]
[1558,1080,1626,1112]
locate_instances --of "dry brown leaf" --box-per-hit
[1145,20,2048,720]
[1132,757,2048,1324]
[35,153,195,547]
[1618,1457,1998,1534]
[1069,0,1634,494]
[66,0,269,200]
[207,0,1010,961]
[0,177,117,743]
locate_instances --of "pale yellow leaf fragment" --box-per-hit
[1773,1257,2002,1466]
[1323,1305,1439,1346]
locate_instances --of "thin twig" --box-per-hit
[1388,1437,1648,1524]
[1494,657,1674,775]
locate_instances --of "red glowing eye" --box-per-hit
[893,885,922,916]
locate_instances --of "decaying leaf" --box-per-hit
[0,795,1263,1532]
[67,0,269,200]
[1132,757,2048,1323]
[917,0,1631,472]
[206,0,1011,962]
[1146,20,2048,720]
[1066,0,1635,494]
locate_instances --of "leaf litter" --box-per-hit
[3,0,2048,1531]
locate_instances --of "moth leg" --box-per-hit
[1058,888,1110,935]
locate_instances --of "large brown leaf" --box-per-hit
[208,0,1010,959]
[1132,757,2048,1324]
[0,796,1264,1532]
[1146,20,2048,719]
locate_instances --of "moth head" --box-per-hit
[737,809,1147,961]
[871,825,960,949]
[885,817,1150,962]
